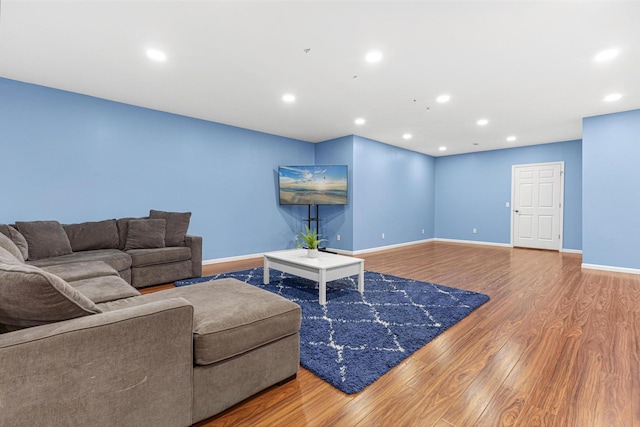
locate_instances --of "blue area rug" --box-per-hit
[175,268,490,394]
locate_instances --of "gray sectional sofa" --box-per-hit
[0,215,302,426]
[0,209,202,289]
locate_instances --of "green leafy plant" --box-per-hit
[298,225,326,250]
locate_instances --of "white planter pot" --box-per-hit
[307,248,319,258]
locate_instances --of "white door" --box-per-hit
[512,162,563,251]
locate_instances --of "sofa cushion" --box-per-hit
[15,220,73,260]
[28,249,132,274]
[187,279,301,366]
[63,219,119,251]
[131,261,193,289]
[0,231,24,263]
[69,275,141,304]
[127,247,192,268]
[98,278,301,366]
[0,262,101,330]
[149,210,191,247]
[0,225,29,260]
[41,260,119,282]
[124,219,166,251]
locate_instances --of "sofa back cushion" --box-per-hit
[0,225,29,260]
[63,219,120,252]
[0,230,25,263]
[14,221,73,260]
[149,210,191,247]
[0,256,101,330]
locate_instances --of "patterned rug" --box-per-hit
[175,267,490,394]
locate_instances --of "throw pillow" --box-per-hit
[0,232,24,263]
[0,262,101,330]
[124,218,166,251]
[15,221,73,260]
[116,217,138,250]
[63,219,120,252]
[149,210,192,247]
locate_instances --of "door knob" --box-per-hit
[514,210,519,213]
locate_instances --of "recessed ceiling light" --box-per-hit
[282,94,296,103]
[365,51,383,63]
[604,93,622,102]
[436,94,451,103]
[354,118,366,125]
[439,146,447,152]
[146,49,167,62]
[477,119,489,126]
[594,48,620,62]
[403,133,412,140]
[506,136,517,142]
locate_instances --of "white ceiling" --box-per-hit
[1,1,639,156]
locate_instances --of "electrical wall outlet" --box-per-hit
[421,229,425,234]
[505,202,510,208]
[337,234,341,241]
[473,228,477,234]
[382,233,385,239]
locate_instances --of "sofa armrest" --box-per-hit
[0,298,195,427]
[185,234,202,278]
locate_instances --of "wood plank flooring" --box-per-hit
[180,242,640,427]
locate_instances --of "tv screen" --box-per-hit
[278,165,348,205]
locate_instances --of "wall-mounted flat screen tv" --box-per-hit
[278,165,348,205]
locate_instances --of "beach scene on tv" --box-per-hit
[279,165,348,205]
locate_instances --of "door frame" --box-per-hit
[510,161,565,251]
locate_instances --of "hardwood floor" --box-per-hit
[184,242,640,427]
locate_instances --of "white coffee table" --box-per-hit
[263,249,365,305]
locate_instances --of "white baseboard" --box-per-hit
[581,263,640,275]
[335,238,435,256]
[561,248,583,254]
[324,248,354,256]
[433,238,512,248]
[434,238,583,254]
[202,251,264,265]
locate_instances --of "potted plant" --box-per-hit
[298,225,326,258]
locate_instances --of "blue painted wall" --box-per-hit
[352,136,435,251]
[582,109,640,269]
[1,77,592,262]
[314,136,354,251]
[0,77,314,260]
[434,140,582,250]
[313,135,436,252]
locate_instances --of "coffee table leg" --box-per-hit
[358,261,364,294]
[263,256,270,285]
[319,269,327,305]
